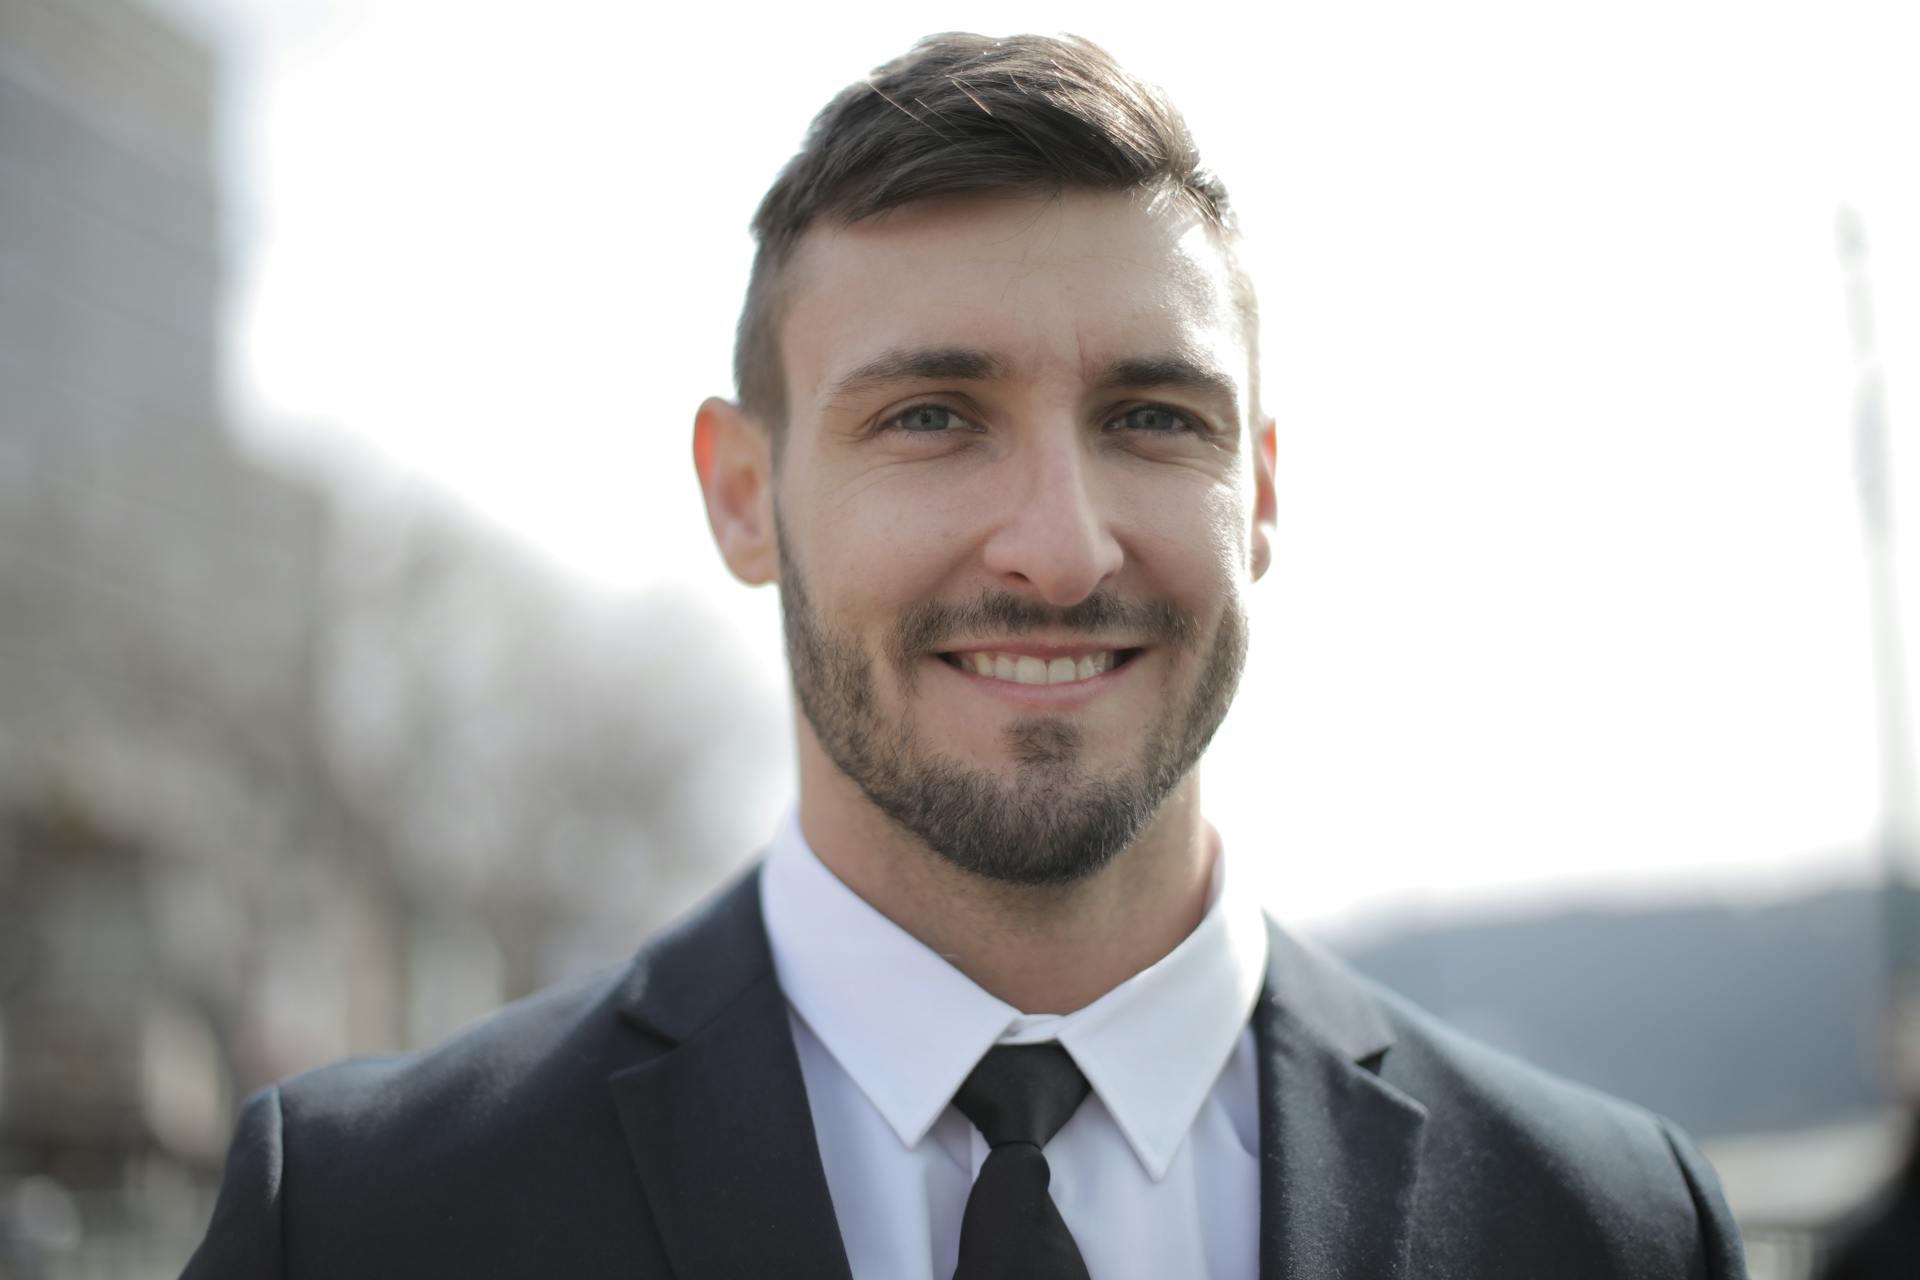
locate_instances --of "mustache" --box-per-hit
[889,589,1196,665]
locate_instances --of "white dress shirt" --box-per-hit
[759,811,1270,1280]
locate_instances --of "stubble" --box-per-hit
[777,516,1247,886]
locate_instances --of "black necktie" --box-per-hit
[951,1044,1093,1280]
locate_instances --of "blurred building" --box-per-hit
[0,0,767,1272]
[0,0,367,1268]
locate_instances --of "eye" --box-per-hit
[1109,404,1196,434]
[883,403,971,434]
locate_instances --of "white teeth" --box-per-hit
[956,650,1120,686]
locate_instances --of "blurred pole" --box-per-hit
[1839,207,1920,1100]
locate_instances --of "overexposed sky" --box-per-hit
[167,0,1920,929]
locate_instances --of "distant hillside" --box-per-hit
[1329,886,1898,1139]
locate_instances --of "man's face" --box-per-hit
[768,189,1274,885]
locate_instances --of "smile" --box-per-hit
[938,648,1143,686]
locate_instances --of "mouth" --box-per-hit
[935,646,1145,687]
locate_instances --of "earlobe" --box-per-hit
[693,396,777,585]
[1250,419,1277,580]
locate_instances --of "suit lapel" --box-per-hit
[608,868,852,1280]
[1255,920,1428,1280]
[604,876,1427,1280]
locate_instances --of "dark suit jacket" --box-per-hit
[183,866,1747,1278]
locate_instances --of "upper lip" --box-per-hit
[933,639,1140,659]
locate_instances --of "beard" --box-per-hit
[777,520,1248,887]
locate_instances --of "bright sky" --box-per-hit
[167,0,1920,930]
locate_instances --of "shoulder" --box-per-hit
[184,870,773,1278]
[1370,976,1707,1191]
[1264,923,1746,1276]
[1388,986,1742,1270]
[181,964,657,1278]
[275,960,640,1155]
[271,863,771,1165]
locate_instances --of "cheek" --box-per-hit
[1202,476,1250,551]
[1184,455,1264,583]
[1119,470,1251,593]
[1217,492,1259,580]
[796,474,978,616]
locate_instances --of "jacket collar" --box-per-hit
[612,863,774,1044]
[608,866,853,1280]
[1253,919,1429,1280]
[605,866,1428,1280]
[1259,917,1398,1064]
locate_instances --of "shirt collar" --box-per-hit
[759,810,1268,1182]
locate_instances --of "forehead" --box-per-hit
[778,190,1246,412]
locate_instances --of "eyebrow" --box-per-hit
[1094,355,1240,411]
[819,345,1241,420]
[822,346,1007,406]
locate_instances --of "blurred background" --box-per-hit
[2,0,1916,1275]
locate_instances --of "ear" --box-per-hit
[1250,417,1277,581]
[693,396,777,585]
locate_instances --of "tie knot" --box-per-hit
[953,1044,1091,1150]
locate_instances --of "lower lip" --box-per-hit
[930,652,1140,706]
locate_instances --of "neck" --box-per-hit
[795,733,1217,1015]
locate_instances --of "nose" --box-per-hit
[980,428,1124,606]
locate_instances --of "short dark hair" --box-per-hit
[734,32,1255,433]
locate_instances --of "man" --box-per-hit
[185,33,1747,1279]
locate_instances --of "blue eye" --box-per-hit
[890,404,963,433]
[1113,405,1193,433]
